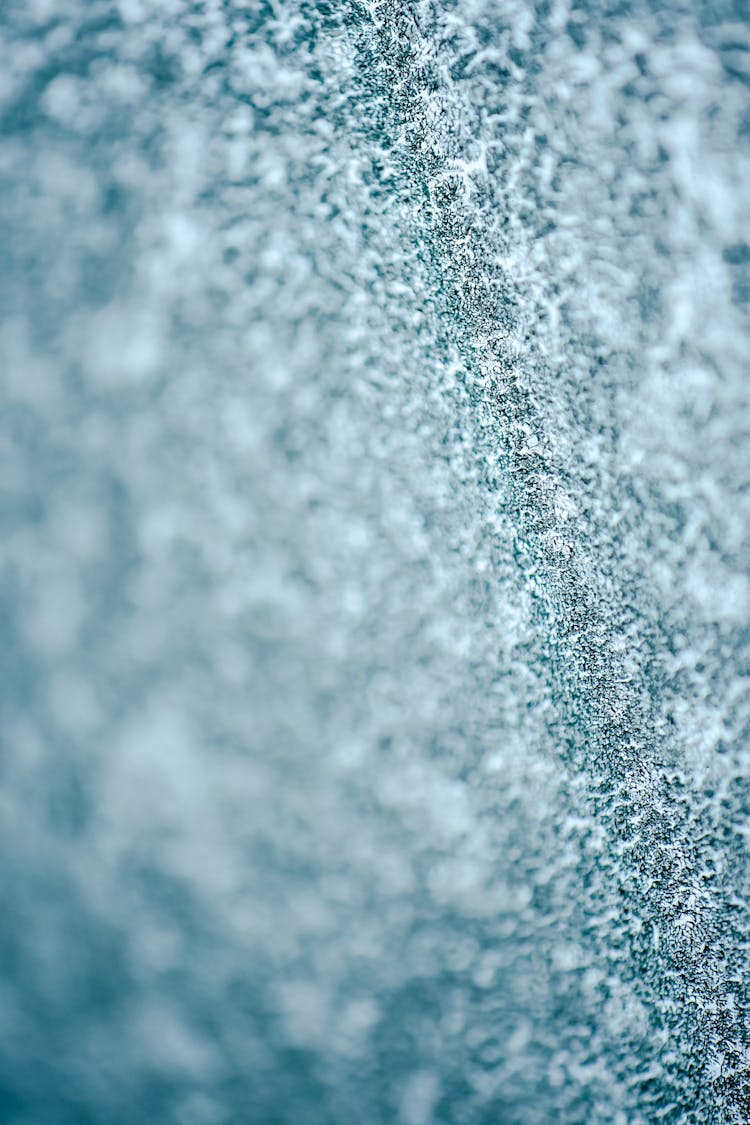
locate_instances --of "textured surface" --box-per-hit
[1,1,749,1122]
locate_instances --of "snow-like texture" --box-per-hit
[1,1,749,1122]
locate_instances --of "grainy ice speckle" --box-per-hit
[1,1,749,1122]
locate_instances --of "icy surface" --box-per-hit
[1,1,749,1122]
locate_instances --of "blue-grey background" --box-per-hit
[1,1,749,1121]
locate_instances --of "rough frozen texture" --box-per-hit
[0,1,748,1122]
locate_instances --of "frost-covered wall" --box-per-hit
[0,1,748,1122]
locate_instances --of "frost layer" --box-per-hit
[0,1,748,1123]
